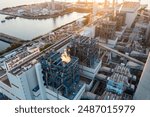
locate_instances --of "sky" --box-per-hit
[0,0,149,9]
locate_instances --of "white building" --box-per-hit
[134,53,150,99]
[116,2,140,28]
[0,60,85,100]
[5,47,40,71]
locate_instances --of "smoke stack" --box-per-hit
[112,0,115,8]
[116,0,118,5]
[51,0,55,10]
[104,0,107,7]
[112,0,116,17]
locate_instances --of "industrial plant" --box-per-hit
[0,0,150,100]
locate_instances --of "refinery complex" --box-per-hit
[0,0,150,100]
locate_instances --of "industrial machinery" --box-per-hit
[110,12,126,31]
[106,79,124,95]
[40,50,82,99]
[69,35,100,68]
[95,20,116,42]
[101,65,135,98]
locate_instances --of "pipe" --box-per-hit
[115,45,125,51]
[126,61,143,70]
[96,73,107,81]
[130,51,148,59]
[82,92,100,100]
[99,66,112,73]
[98,43,145,65]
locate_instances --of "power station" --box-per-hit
[0,0,150,100]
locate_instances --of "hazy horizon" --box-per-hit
[0,0,149,9]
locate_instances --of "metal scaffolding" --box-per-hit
[106,65,133,94]
[95,20,116,42]
[40,51,81,99]
[110,12,126,31]
[68,35,100,68]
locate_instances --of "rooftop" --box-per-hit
[10,59,38,76]
[117,2,140,13]
[0,75,11,87]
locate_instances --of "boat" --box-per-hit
[1,20,5,23]
[5,16,16,20]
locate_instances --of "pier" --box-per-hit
[0,33,25,44]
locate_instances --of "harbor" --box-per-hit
[0,12,88,40]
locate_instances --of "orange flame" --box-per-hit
[61,49,71,63]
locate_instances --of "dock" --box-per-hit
[0,33,25,44]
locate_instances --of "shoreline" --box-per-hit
[0,10,73,20]
[32,14,90,41]
[0,11,89,42]
[0,13,89,56]
[0,7,90,20]
[0,10,89,20]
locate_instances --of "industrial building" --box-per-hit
[134,53,150,100]
[0,33,145,100]
[0,1,150,100]
[116,2,140,28]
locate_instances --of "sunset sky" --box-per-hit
[0,0,149,10]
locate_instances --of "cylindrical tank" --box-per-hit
[96,73,107,81]
[99,66,112,73]
[130,51,148,59]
